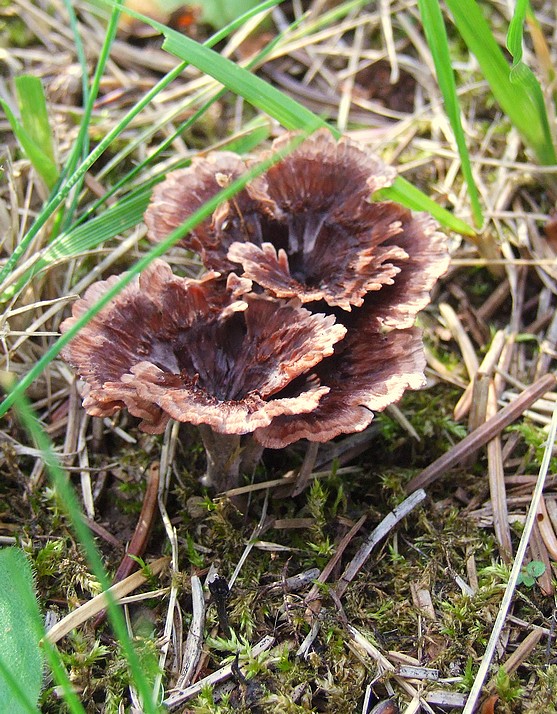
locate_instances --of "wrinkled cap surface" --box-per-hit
[60,260,346,435]
[254,310,427,448]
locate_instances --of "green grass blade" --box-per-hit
[8,390,163,713]
[0,0,282,290]
[379,177,475,236]
[444,0,556,165]
[0,93,58,190]
[507,0,528,67]
[0,658,39,714]
[14,75,56,164]
[57,0,123,233]
[160,19,474,234]
[161,28,329,132]
[0,186,155,303]
[505,0,553,156]
[0,548,43,714]
[1,122,273,303]
[45,187,153,263]
[417,0,483,228]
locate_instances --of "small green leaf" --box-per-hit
[526,560,546,578]
[444,0,556,165]
[0,99,58,189]
[0,548,44,714]
[517,573,535,587]
[417,0,483,227]
[517,559,546,587]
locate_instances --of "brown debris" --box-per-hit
[406,373,557,493]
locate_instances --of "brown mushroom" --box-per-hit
[64,130,449,490]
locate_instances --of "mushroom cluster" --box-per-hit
[61,130,449,490]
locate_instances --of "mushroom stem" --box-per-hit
[198,425,264,491]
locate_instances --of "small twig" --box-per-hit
[78,413,94,518]
[536,497,557,560]
[175,575,205,690]
[336,490,427,598]
[225,466,359,497]
[299,495,423,658]
[93,460,160,627]
[406,374,556,493]
[119,461,160,578]
[439,303,479,380]
[291,441,320,497]
[229,490,269,589]
[296,614,324,658]
[486,380,512,562]
[305,513,367,606]
[487,628,544,687]
[153,421,181,703]
[261,567,320,597]
[83,517,121,548]
[348,625,435,713]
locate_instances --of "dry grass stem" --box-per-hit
[45,556,170,644]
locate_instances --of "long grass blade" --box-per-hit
[8,387,163,713]
[0,91,58,189]
[0,658,40,714]
[40,641,89,714]
[14,75,56,165]
[57,0,123,233]
[0,6,318,303]
[0,548,43,714]
[158,17,474,234]
[417,0,483,227]
[0,0,282,290]
[505,0,554,158]
[444,0,556,165]
[161,28,328,131]
[377,179,475,236]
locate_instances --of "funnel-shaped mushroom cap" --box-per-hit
[67,130,449,454]
[60,260,347,435]
[145,130,447,313]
